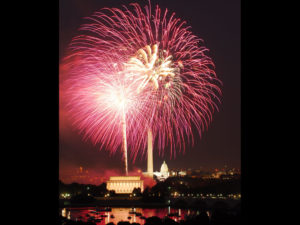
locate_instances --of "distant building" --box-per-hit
[106,176,144,194]
[211,171,225,179]
[178,170,187,176]
[153,161,170,181]
[169,170,178,177]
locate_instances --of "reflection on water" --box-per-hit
[207,210,211,219]
[62,208,66,217]
[60,207,208,225]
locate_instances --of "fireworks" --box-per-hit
[124,44,176,92]
[61,2,222,162]
[63,62,134,151]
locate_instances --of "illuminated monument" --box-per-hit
[153,161,170,181]
[107,176,144,194]
[143,158,170,181]
[146,130,154,178]
[106,131,154,194]
[143,130,169,181]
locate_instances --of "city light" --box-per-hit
[60,193,71,199]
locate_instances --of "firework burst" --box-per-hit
[61,1,222,162]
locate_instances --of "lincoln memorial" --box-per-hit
[106,176,144,194]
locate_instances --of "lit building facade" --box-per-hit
[178,170,187,176]
[153,161,170,181]
[106,176,144,194]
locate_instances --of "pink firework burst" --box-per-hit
[61,1,222,161]
[61,55,147,156]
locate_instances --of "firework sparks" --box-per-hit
[61,56,147,174]
[61,1,222,164]
[124,44,176,92]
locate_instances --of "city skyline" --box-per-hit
[59,161,240,185]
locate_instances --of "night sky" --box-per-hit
[59,0,240,184]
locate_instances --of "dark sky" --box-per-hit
[59,0,240,182]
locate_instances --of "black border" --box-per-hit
[8,0,274,224]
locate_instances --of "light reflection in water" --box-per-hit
[207,210,211,220]
[61,208,66,217]
[105,212,110,224]
[61,207,200,225]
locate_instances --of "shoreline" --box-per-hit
[60,198,240,209]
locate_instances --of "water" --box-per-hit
[60,207,205,224]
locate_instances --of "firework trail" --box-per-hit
[61,55,148,174]
[61,1,222,164]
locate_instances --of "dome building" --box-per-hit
[153,161,170,181]
[160,161,169,177]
